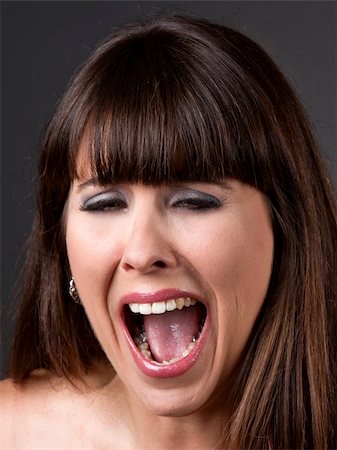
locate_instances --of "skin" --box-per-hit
[0,154,274,449]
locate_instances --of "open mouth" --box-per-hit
[124,297,207,366]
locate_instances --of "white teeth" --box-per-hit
[136,337,197,366]
[168,356,180,364]
[129,303,140,313]
[139,342,149,351]
[141,349,153,360]
[188,341,196,350]
[151,301,166,314]
[128,297,198,315]
[139,303,152,315]
[166,299,176,311]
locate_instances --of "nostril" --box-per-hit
[121,258,168,273]
[154,260,166,268]
[122,262,135,272]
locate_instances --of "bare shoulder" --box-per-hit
[0,368,126,449]
[0,369,74,409]
[0,376,17,396]
[0,378,15,447]
[0,377,18,411]
[0,370,87,448]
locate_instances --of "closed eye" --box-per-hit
[80,190,127,212]
[171,192,221,211]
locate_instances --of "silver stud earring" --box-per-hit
[69,277,81,304]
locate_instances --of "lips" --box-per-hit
[119,289,209,378]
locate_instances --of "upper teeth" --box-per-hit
[128,297,197,315]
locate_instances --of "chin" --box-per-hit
[137,387,208,417]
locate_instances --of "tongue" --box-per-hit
[143,306,201,363]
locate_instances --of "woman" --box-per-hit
[1,15,336,449]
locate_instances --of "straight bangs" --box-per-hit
[66,22,275,191]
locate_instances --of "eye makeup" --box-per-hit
[77,182,230,214]
[80,189,127,212]
[169,189,222,211]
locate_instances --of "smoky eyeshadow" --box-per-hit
[80,189,126,211]
[170,189,223,209]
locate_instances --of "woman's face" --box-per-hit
[65,156,274,417]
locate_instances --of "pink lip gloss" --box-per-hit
[119,289,210,378]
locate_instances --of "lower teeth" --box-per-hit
[134,332,199,366]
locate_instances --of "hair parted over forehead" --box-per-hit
[10,15,337,450]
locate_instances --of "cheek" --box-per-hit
[182,201,273,375]
[65,216,124,353]
[220,219,273,304]
[65,216,122,298]
[180,213,273,301]
[180,203,273,349]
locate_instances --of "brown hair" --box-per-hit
[10,16,337,449]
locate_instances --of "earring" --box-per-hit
[69,277,81,304]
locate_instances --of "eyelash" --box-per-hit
[80,192,221,212]
[80,196,126,212]
[171,197,220,210]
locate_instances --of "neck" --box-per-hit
[131,413,226,450]
[99,375,230,450]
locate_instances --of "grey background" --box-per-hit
[1,1,336,379]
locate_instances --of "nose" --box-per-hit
[120,213,178,274]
